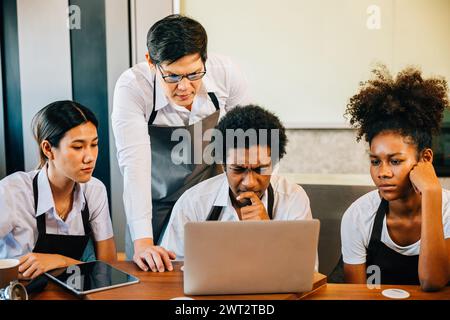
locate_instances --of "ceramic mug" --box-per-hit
[0,259,20,289]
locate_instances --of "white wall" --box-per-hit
[182,0,450,128]
[393,0,450,77]
[16,0,73,171]
[130,0,175,64]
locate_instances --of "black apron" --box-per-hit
[366,199,420,285]
[32,174,92,260]
[206,184,275,221]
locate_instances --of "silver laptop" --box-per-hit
[183,220,320,295]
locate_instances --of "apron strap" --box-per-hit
[81,196,92,236]
[33,173,46,234]
[149,76,158,125]
[206,184,274,221]
[207,92,220,111]
[267,184,274,220]
[149,75,220,125]
[368,198,389,248]
[206,205,224,221]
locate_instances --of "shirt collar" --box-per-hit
[35,165,85,217]
[36,166,54,217]
[154,74,170,111]
[213,175,231,207]
[201,72,220,95]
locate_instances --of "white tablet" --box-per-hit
[45,261,139,295]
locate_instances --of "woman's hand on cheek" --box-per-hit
[409,161,441,195]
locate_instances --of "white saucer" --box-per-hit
[381,288,410,299]
[170,296,194,300]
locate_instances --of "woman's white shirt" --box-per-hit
[341,189,450,264]
[0,165,114,259]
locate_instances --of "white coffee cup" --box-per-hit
[0,259,20,289]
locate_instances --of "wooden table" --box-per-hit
[29,261,449,300]
[30,261,327,300]
[302,283,450,300]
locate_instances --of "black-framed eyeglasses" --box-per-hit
[157,64,207,84]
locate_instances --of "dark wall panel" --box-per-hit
[0,0,24,174]
[69,0,111,195]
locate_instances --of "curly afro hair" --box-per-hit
[215,105,287,164]
[345,64,449,151]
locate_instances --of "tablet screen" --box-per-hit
[46,261,139,295]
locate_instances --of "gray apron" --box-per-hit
[125,79,223,259]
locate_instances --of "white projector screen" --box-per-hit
[182,0,450,128]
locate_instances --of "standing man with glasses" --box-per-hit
[112,14,251,272]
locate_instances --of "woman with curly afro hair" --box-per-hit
[341,65,450,291]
